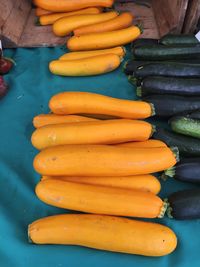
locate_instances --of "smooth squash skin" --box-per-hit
[49,54,121,76]
[42,174,161,194]
[35,179,164,218]
[49,91,153,119]
[28,214,177,256]
[33,0,114,12]
[31,119,153,149]
[67,25,141,51]
[35,7,52,16]
[53,11,118,36]
[59,46,125,61]
[33,114,98,128]
[117,139,167,148]
[74,12,133,36]
[39,7,103,25]
[33,145,177,176]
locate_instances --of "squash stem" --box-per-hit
[170,146,180,163]
[158,199,168,218]
[122,46,126,56]
[150,103,155,116]
[165,199,174,219]
[136,87,142,97]
[164,166,176,178]
[128,75,137,84]
[151,124,156,137]
[136,23,144,34]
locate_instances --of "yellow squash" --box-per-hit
[31,119,153,150]
[29,214,177,256]
[49,91,153,119]
[74,12,133,36]
[53,11,118,36]
[49,54,121,76]
[39,7,103,25]
[67,25,141,51]
[33,114,97,128]
[33,145,177,176]
[59,46,125,61]
[35,179,165,218]
[34,0,114,12]
[42,174,161,194]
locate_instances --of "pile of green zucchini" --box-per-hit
[125,34,200,157]
[125,34,200,220]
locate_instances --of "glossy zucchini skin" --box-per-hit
[124,60,200,75]
[124,60,149,75]
[137,76,200,97]
[143,94,200,117]
[153,128,200,156]
[172,158,200,184]
[170,116,200,139]
[133,45,200,61]
[160,34,199,45]
[134,63,200,78]
[168,189,200,220]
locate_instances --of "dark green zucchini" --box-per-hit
[169,116,200,138]
[124,60,200,75]
[123,60,149,75]
[131,38,158,49]
[168,189,200,220]
[132,62,200,78]
[133,45,200,60]
[136,76,200,97]
[160,34,199,45]
[188,110,200,119]
[164,158,200,184]
[153,128,200,156]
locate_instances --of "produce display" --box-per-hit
[4,0,200,261]
[34,0,140,76]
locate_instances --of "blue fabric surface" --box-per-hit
[1,46,200,267]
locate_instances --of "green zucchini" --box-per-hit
[136,76,200,97]
[160,34,199,46]
[153,128,200,156]
[169,116,200,139]
[132,62,200,78]
[133,45,200,61]
[168,189,200,220]
[164,158,200,184]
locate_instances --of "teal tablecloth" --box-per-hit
[1,47,200,267]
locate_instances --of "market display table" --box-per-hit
[0,46,199,267]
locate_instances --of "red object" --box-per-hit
[0,76,9,99]
[0,57,13,74]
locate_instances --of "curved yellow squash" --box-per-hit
[53,11,118,36]
[29,214,177,256]
[42,174,161,194]
[35,179,164,218]
[31,119,153,149]
[33,145,177,176]
[67,25,141,51]
[59,46,125,61]
[49,54,121,76]
[39,7,103,25]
